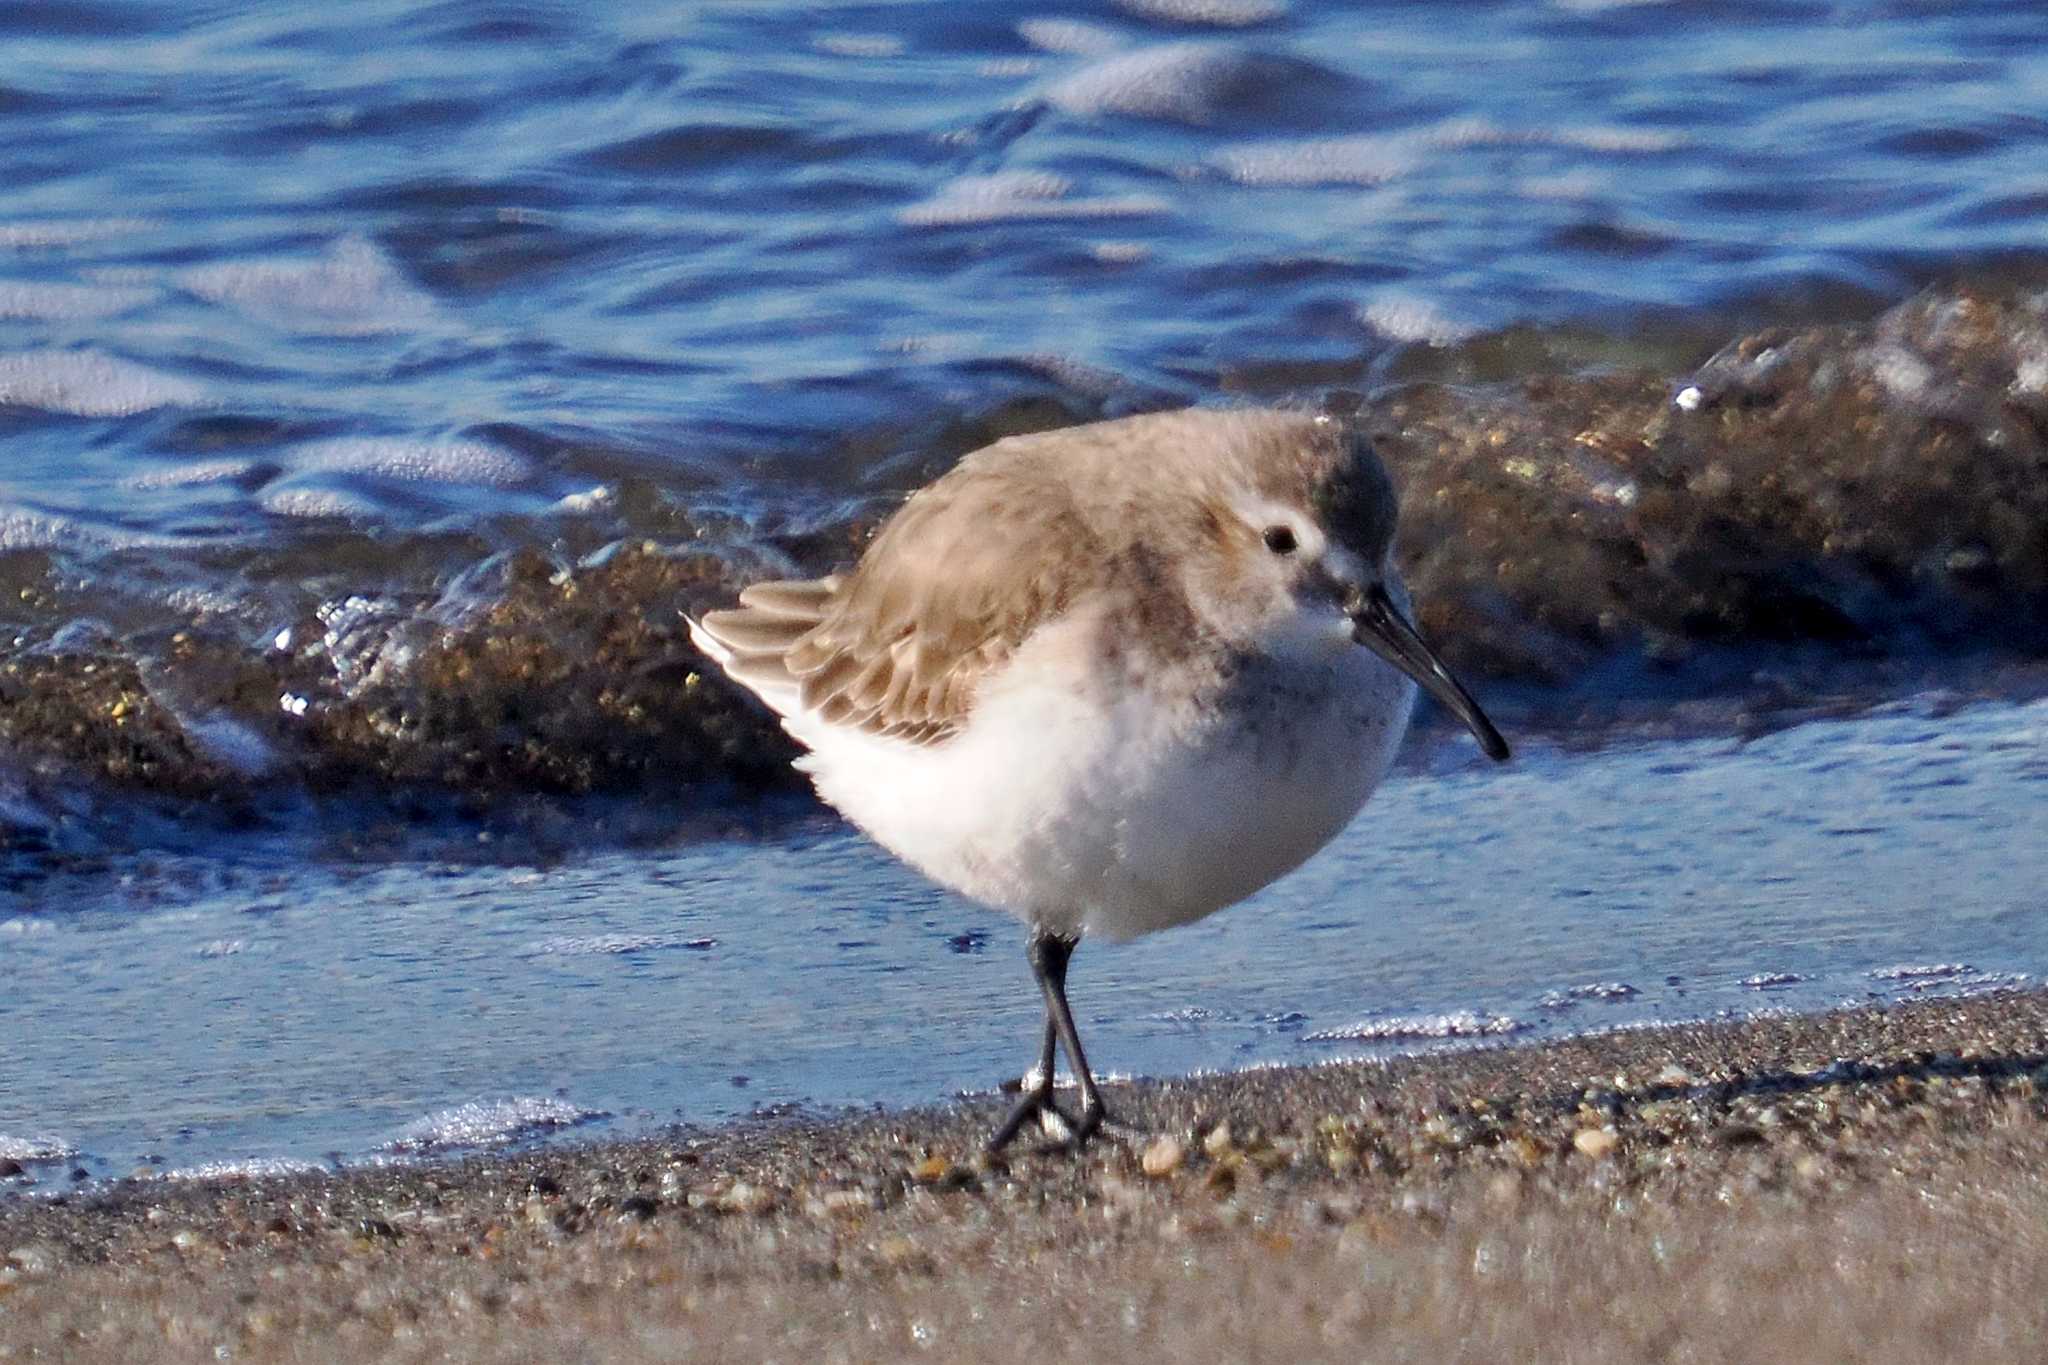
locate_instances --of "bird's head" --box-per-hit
[1180,410,1510,762]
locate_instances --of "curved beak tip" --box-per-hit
[1350,587,1511,764]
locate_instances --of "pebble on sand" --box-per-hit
[1142,1136,1186,1177]
[1574,1127,1620,1160]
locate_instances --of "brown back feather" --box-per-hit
[698,406,1356,746]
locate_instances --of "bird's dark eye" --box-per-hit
[1262,525,1298,555]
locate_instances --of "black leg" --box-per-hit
[987,1015,1066,1150]
[985,930,1109,1153]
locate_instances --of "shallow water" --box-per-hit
[3,693,2042,1175]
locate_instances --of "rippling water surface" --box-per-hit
[5,1,2048,1174]
[7,1,2048,542]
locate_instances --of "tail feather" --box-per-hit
[737,576,840,617]
[696,609,814,654]
[689,575,838,723]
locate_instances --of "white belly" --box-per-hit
[788,616,1416,942]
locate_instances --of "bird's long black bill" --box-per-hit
[1350,585,1511,762]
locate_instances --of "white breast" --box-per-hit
[783,610,1416,942]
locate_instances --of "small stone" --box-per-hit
[1573,1127,1620,1160]
[1141,1136,1185,1178]
[911,1155,950,1183]
[1203,1122,1235,1158]
[819,1188,870,1216]
[6,1243,57,1275]
[169,1229,210,1253]
[718,1182,773,1215]
[617,1195,658,1221]
[1654,1063,1694,1086]
[0,1160,23,1179]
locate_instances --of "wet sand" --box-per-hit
[6,991,2048,1363]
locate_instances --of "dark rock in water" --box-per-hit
[0,282,2045,829]
[1375,283,2048,689]
[295,544,798,798]
[0,542,802,863]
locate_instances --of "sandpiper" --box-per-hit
[690,406,1509,1151]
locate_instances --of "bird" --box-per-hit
[688,405,1509,1152]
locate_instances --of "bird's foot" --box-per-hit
[987,1087,1113,1155]
[986,1085,1075,1153]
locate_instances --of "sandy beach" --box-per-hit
[6,990,2047,1363]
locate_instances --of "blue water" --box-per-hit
[5,1,2048,541]
[5,696,2046,1173]
[5,2,2048,1175]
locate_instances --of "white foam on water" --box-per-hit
[1866,343,1934,401]
[124,458,262,491]
[1091,241,1151,264]
[1742,971,1807,988]
[178,235,437,336]
[1870,964,2027,997]
[163,1157,327,1182]
[1215,118,1677,190]
[1556,124,1684,153]
[0,279,157,321]
[313,593,419,694]
[1113,0,1285,27]
[0,219,154,249]
[812,33,905,59]
[1212,133,1415,187]
[900,172,1168,227]
[0,349,207,416]
[385,1097,606,1153]
[0,506,192,552]
[0,1134,78,1163]
[520,933,717,956]
[1043,41,1263,123]
[1538,982,1640,1009]
[257,484,382,519]
[1359,295,1478,347]
[0,510,74,551]
[1017,18,1126,56]
[288,436,533,487]
[1302,1011,1528,1043]
[1871,962,1973,981]
[550,485,614,515]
